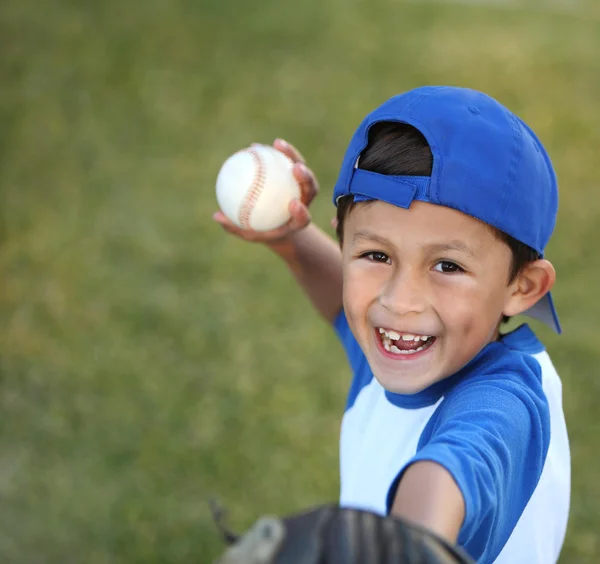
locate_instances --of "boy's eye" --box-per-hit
[433,261,464,274]
[361,251,391,264]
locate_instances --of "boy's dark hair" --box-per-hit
[335,121,540,285]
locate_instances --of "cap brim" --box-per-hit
[522,292,562,334]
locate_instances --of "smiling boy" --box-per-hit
[213,86,570,563]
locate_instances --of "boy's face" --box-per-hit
[341,200,518,395]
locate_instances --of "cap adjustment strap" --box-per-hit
[347,169,431,208]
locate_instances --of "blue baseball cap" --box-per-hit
[333,86,561,334]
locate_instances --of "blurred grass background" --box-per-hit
[1,0,599,562]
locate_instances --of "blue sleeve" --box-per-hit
[387,378,550,563]
[333,308,365,374]
[333,309,373,411]
[333,307,351,341]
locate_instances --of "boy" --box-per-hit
[213,86,570,563]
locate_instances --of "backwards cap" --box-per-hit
[332,86,561,333]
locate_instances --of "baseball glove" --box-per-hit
[210,501,474,564]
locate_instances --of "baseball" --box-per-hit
[215,145,301,231]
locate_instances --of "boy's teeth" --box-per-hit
[378,328,431,342]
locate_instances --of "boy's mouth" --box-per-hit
[376,327,436,356]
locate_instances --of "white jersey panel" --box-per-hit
[493,351,570,564]
[339,377,442,514]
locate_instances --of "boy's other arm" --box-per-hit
[388,378,550,559]
[266,223,343,324]
[390,461,465,544]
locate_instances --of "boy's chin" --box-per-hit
[373,372,441,396]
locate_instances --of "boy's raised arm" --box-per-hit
[213,139,343,325]
[265,223,343,324]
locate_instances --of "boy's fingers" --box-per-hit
[330,217,339,229]
[212,211,241,231]
[212,211,229,224]
[218,222,275,242]
[293,163,319,205]
[212,211,259,239]
[288,199,311,228]
[273,138,306,164]
[212,205,308,242]
[213,217,248,237]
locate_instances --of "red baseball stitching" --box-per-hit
[238,148,266,229]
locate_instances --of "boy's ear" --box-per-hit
[503,259,556,318]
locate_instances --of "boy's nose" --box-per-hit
[378,269,427,316]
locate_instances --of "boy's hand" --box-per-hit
[212,139,319,244]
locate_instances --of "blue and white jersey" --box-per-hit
[334,310,570,564]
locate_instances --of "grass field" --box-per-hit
[2,0,600,562]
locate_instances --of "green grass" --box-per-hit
[1,0,599,561]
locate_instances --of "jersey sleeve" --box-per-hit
[386,376,550,563]
[333,309,373,410]
[333,309,366,374]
